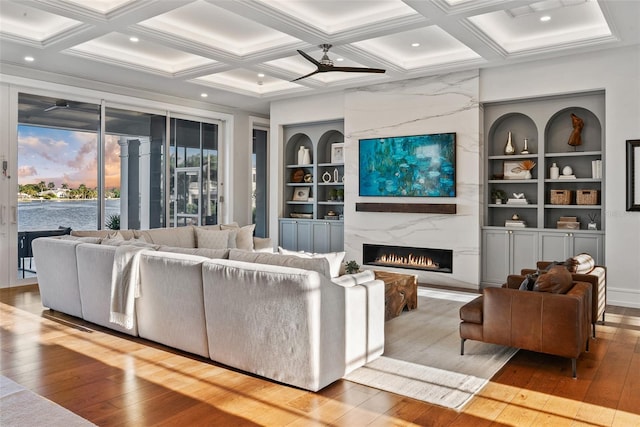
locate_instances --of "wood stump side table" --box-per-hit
[374,270,418,321]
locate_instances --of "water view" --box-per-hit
[18,199,121,232]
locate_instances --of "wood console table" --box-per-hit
[374,270,418,321]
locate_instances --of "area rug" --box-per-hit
[344,288,517,410]
[0,375,96,426]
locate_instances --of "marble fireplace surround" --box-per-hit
[343,70,481,290]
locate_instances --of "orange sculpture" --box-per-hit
[568,113,584,148]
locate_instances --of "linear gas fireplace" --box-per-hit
[363,244,452,273]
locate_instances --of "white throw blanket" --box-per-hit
[110,245,154,329]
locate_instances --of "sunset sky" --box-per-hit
[18,125,121,189]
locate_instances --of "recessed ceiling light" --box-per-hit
[200,93,208,98]
[257,73,265,78]
[540,15,551,22]
[336,57,344,62]
[24,56,35,62]
[129,36,139,42]
[411,42,420,47]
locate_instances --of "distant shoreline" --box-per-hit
[18,198,120,202]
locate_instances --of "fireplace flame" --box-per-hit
[376,253,439,269]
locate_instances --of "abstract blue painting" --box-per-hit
[359,133,456,197]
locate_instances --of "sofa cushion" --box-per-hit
[278,247,345,278]
[572,253,595,274]
[221,223,255,251]
[157,245,229,259]
[533,266,573,294]
[134,226,196,247]
[228,249,330,278]
[195,228,234,249]
[71,230,135,240]
[55,235,103,244]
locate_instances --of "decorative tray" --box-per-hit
[290,213,312,219]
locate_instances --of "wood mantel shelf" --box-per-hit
[356,203,457,214]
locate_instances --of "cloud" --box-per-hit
[18,135,68,163]
[18,165,38,178]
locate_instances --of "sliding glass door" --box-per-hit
[170,117,220,227]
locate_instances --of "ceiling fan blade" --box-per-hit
[296,50,321,67]
[291,69,321,82]
[331,66,386,74]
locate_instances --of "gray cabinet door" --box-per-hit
[297,221,313,252]
[539,231,604,265]
[329,222,344,252]
[279,219,298,250]
[511,230,538,274]
[539,231,571,262]
[572,233,604,264]
[482,229,510,286]
[311,221,330,253]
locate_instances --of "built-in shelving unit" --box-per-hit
[280,121,345,252]
[482,91,605,286]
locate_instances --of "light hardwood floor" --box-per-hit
[1,284,638,426]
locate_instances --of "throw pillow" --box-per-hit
[157,245,229,259]
[572,253,595,274]
[195,228,233,249]
[222,223,255,251]
[533,265,573,294]
[278,246,345,278]
[519,273,538,291]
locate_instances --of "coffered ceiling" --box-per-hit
[1,0,638,114]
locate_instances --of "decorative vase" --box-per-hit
[333,168,339,183]
[297,146,305,165]
[504,131,515,155]
[322,171,332,183]
[521,138,530,154]
[302,148,311,165]
[550,163,559,179]
[524,170,532,179]
[562,165,573,176]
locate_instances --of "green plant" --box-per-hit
[336,188,344,200]
[105,214,120,230]
[329,188,337,200]
[345,260,360,274]
[491,189,507,202]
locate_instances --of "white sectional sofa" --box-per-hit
[31,225,384,392]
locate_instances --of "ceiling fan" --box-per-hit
[292,44,386,82]
[44,99,70,112]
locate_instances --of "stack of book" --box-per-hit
[505,219,526,227]
[559,174,576,179]
[591,160,603,179]
[557,216,580,229]
[507,198,528,205]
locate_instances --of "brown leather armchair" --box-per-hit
[459,276,592,378]
[521,261,606,338]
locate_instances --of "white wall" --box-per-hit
[480,45,640,308]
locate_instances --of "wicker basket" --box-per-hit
[550,189,572,205]
[577,189,598,205]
